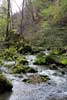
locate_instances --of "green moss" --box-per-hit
[18,47,23,53]
[12,63,37,74]
[34,51,67,66]
[34,54,47,65]
[0,58,4,66]
[41,75,50,82]
[17,56,28,65]
[59,56,67,65]
[46,54,67,66]
[50,49,60,55]
[12,64,25,74]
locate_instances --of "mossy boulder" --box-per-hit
[34,54,47,65]
[0,73,13,93]
[50,48,67,55]
[34,52,67,68]
[12,64,25,74]
[17,56,28,65]
[58,55,67,65]
[12,64,37,74]
[46,55,67,66]
[23,74,50,84]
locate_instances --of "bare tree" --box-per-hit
[5,0,11,41]
[20,0,25,41]
[28,0,38,23]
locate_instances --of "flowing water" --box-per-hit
[0,55,67,100]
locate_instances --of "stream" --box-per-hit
[0,55,67,100]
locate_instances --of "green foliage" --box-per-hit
[0,58,3,66]
[32,0,67,47]
[46,54,67,66]
[17,56,28,65]
[12,64,37,74]
[2,48,18,61]
[12,55,36,74]
[34,48,67,66]
[34,54,47,65]
[12,64,25,74]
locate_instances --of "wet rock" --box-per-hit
[0,73,13,93]
[57,68,65,75]
[50,64,58,70]
[24,66,37,73]
[60,70,65,75]
[18,45,32,54]
[31,59,33,61]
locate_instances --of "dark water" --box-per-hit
[0,55,67,100]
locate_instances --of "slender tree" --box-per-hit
[5,0,11,41]
[20,0,25,41]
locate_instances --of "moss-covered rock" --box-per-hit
[34,52,67,68]
[0,58,4,66]
[34,54,47,65]
[58,55,67,65]
[50,48,67,55]
[12,64,25,74]
[23,74,50,84]
[12,63,37,74]
[46,54,67,66]
[17,56,28,65]
[0,73,13,93]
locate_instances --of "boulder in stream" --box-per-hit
[0,73,13,93]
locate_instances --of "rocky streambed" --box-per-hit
[0,55,67,100]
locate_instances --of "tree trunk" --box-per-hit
[5,0,10,41]
[20,0,25,46]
